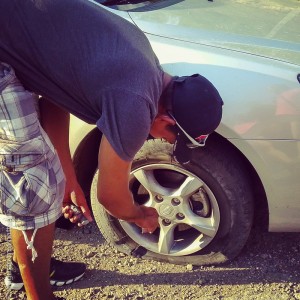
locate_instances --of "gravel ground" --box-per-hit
[0,222,300,300]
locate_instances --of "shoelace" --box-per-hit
[21,229,38,262]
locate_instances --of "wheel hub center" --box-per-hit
[159,204,176,218]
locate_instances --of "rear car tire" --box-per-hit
[91,138,254,265]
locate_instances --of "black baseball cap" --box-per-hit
[167,74,224,163]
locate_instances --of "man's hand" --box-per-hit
[62,180,93,226]
[132,206,159,234]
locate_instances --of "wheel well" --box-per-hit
[208,133,269,231]
[72,128,102,207]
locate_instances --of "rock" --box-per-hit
[294,293,300,300]
[86,251,97,258]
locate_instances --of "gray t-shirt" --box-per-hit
[0,0,163,160]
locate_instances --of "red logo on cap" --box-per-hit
[195,135,208,141]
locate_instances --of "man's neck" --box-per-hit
[158,72,173,113]
[163,72,172,89]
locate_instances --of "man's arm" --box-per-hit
[39,97,93,223]
[98,135,158,233]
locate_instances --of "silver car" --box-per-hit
[69,0,300,265]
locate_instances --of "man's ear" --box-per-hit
[156,114,176,126]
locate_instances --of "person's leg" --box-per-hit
[0,62,84,299]
[0,62,54,298]
[11,223,56,300]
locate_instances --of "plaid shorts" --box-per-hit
[0,62,66,230]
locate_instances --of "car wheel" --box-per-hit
[91,138,253,265]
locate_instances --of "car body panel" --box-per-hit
[144,35,300,138]
[69,115,94,155]
[128,0,300,65]
[70,0,300,231]
[230,138,300,232]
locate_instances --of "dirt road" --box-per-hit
[0,222,300,300]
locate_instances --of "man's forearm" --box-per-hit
[97,135,144,221]
[39,97,75,177]
[97,183,143,222]
[39,97,93,221]
[97,136,159,232]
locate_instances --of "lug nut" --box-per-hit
[155,195,163,202]
[176,213,185,220]
[162,219,171,226]
[172,198,181,206]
